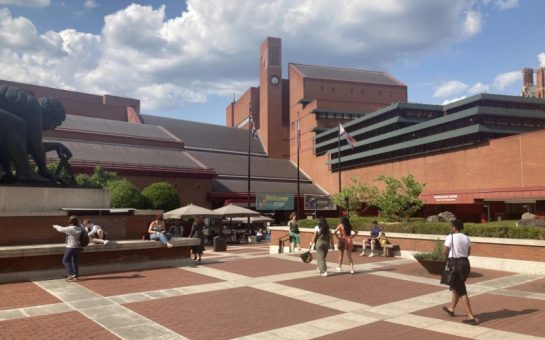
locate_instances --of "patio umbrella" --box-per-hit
[213,204,261,217]
[231,215,274,223]
[213,204,261,242]
[164,203,222,219]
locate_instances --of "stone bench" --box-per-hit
[0,238,200,283]
[354,242,401,257]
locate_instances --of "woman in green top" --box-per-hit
[288,212,301,252]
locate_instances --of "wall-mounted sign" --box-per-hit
[433,194,458,202]
[256,193,294,211]
[304,194,337,211]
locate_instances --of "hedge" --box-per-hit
[298,217,545,240]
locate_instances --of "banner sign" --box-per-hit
[256,193,294,211]
[304,194,337,211]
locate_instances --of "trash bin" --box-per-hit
[213,236,227,251]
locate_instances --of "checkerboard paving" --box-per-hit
[1,245,544,339]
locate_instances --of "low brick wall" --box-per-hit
[270,227,545,274]
[0,212,160,246]
[0,238,199,282]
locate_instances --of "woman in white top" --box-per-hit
[442,219,478,325]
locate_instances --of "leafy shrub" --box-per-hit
[76,166,120,188]
[413,240,445,261]
[142,182,180,212]
[107,179,148,209]
[298,217,545,240]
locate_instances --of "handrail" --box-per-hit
[278,233,291,253]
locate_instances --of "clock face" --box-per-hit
[270,75,280,85]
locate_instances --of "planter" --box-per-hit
[414,257,446,275]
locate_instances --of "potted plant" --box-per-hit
[413,240,446,275]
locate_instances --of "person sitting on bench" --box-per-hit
[360,221,382,257]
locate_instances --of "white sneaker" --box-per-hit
[103,240,110,245]
[359,252,365,256]
[350,270,355,274]
[368,253,375,257]
[321,272,328,277]
[336,267,342,272]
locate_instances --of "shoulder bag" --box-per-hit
[440,234,457,286]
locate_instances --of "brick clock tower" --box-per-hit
[259,37,289,159]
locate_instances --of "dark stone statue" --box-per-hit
[0,84,68,184]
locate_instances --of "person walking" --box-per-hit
[334,216,357,274]
[52,215,83,282]
[309,217,331,277]
[189,215,206,261]
[442,219,478,325]
[288,212,301,252]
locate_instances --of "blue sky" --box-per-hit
[1,0,544,125]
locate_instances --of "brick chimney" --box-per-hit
[536,68,545,98]
[522,68,534,86]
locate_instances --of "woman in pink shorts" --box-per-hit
[334,216,358,274]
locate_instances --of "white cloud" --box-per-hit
[0,0,492,115]
[84,0,98,9]
[468,82,490,94]
[442,96,467,105]
[493,71,521,91]
[0,0,49,7]
[462,11,482,37]
[433,81,469,98]
[538,52,545,68]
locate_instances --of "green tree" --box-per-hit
[332,177,379,216]
[76,166,120,188]
[374,174,425,222]
[107,179,148,209]
[142,182,180,212]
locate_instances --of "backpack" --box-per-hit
[79,225,90,247]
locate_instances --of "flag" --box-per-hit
[250,115,258,141]
[339,123,357,149]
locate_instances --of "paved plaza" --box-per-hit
[1,244,544,339]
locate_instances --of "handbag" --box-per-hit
[300,251,313,263]
[440,234,457,286]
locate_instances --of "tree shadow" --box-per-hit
[477,308,539,323]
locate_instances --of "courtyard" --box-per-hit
[1,244,544,339]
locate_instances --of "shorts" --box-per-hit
[290,233,300,244]
[449,257,470,296]
[340,236,353,251]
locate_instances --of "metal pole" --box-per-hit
[247,104,251,209]
[338,131,342,217]
[296,114,301,220]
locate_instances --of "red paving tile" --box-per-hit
[377,262,513,284]
[0,311,117,340]
[124,286,340,340]
[415,294,545,337]
[204,257,312,277]
[77,267,222,296]
[0,281,60,311]
[314,320,469,339]
[280,272,444,306]
[507,277,545,294]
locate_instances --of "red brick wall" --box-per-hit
[0,246,190,274]
[0,213,159,246]
[271,229,545,262]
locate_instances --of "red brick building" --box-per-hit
[227,37,545,222]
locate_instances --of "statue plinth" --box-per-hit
[0,186,110,216]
